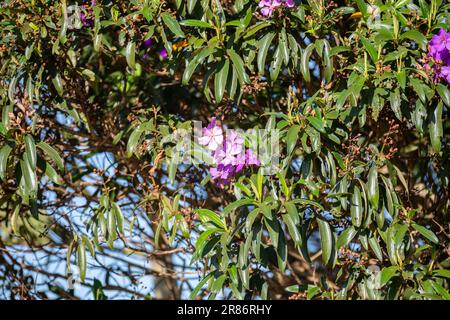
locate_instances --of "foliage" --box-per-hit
[0,0,449,300]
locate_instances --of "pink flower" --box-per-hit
[199,124,224,151]
[259,0,295,17]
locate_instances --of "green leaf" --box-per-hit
[336,226,357,249]
[351,186,363,228]
[282,213,301,246]
[317,218,333,265]
[20,158,37,194]
[0,144,12,180]
[77,241,87,282]
[380,266,399,287]
[361,37,378,63]
[429,102,443,153]
[37,141,64,171]
[187,0,198,13]
[195,228,222,251]
[257,32,276,75]
[436,84,450,107]
[24,135,37,170]
[269,45,283,81]
[279,29,289,65]
[433,269,450,279]
[182,47,213,85]
[189,273,213,300]
[11,204,20,235]
[180,19,213,29]
[430,280,450,300]
[38,158,62,185]
[228,49,250,84]
[125,120,153,158]
[301,44,314,82]
[306,116,325,133]
[197,209,226,230]
[52,73,64,97]
[107,210,117,247]
[82,235,95,257]
[367,166,379,208]
[161,13,185,38]
[401,30,427,50]
[125,42,136,69]
[368,236,383,261]
[111,202,124,235]
[412,223,438,244]
[389,88,402,120]
[214,59,230,103]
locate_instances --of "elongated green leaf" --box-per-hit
[367,166,379,208]
[436,84,450,107]
[195,228,222,251]
[197,209,226,230]
[187,0,198,14]
[182,47,213,85]
[361,37,377,63]
[125,42,136,69]
[161,13,185,38]
[401,30,427,50]
[301,44,314,82]
[111,202,124,235]
[24,135,37,170]
[11,204,20,234]
[257,32,275,75]
[368,236,383,261]
[52,73,64,97]
[228,49,250,84]
[20,158,37,194]
[317,218,333,265]
[412,223,438,244]
[279,30,289,65]
[77,241,87,282]
[429,102,443,153]
[107,210,117,247]
[336,226,357,249]
[82,235,95,257]
[180,19,213,29]
[306,116,325,133]
[214,59,230,103]
[0,144,12,180]
[351,186,363,227]
[380,266,398,287]
[282,213,301,246]
[189,273,213,300]
[37,141,64,171]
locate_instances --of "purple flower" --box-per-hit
[143,38,153,48]
[200,118,260,187]
[158,48,168,60]
[440,66,450,83]
[245,149,261,166]
[80,0,96,26]
[426,29,450,84]
[285,0,295,8]
[224,130,244,155]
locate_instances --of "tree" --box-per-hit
[0,0,449,300]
